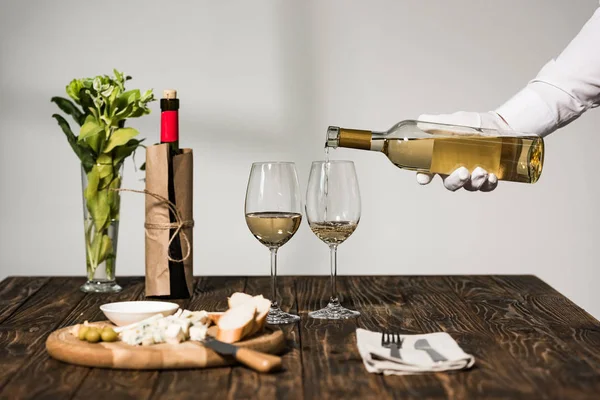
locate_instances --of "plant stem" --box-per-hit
[85,220,95,278]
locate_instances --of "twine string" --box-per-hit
[110,188,193,262]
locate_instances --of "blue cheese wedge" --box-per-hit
[118,308,212,346]
[121,328,145,346]
[165,324,186,344]
[189,324,208,341]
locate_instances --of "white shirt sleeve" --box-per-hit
[495,5,600,137]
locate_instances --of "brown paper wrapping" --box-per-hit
[145,144,194,297]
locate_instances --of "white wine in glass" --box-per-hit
[245,162,302,324]
[306,160,361,319]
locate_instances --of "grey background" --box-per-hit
[1,0,599,318]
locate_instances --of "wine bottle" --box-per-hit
[160,89,189,299]
[326,120,544,184]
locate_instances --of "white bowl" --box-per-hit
[100,301,180,326]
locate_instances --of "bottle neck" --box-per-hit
[160,98,179,148]
[326,126,386,151]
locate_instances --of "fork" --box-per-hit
[381,332,403,359]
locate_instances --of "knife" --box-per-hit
[203,336,282,373]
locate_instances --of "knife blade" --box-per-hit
[203,336,282,373]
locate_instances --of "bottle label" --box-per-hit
[161,111,179,142]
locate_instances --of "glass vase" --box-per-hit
[80,162,124,293]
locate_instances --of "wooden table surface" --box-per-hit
[0,275,599,400]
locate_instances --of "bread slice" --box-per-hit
[249,295,271,335]
[207,312,223,325]
[215,303,257,343]
[227,292,272,336]
[228,292,254,309]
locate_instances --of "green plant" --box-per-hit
[52,69,155,280]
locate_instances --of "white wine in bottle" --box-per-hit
[245,212,302,248]
[326,120,544,184]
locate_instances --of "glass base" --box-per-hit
[266,304,300,325]
[80,280,122,293]
[309,299,360,320]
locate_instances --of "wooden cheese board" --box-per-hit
[45,322,285,370]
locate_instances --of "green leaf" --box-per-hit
[78,117,106,153]
[51,97,85,126]
[79,119,103,141]
[126,89,141,103]
[66,79,84,104]
[104,127,138,153]
[93,77,102,91]
[99,174,114,190]
[98,234,113,264]
[113,138,143,164]
[87,130,106,155]
[107,85,121,117]
[52,114,95,171]
[89,232,103,266]
[113,87,154,121]
[113,69,124,84]
[79,88,95,114]
[88,188,110,231]
[89,231,113,266]
[141,89,153,102]
[114,90,139,119]
[117,89,140,107]
[129,105,149,118]
[96,153,113,179]
[101,86,114,98]
[114,103,134,121]
[108,175,122,221]
[84,166,100,201]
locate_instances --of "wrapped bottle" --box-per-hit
[145,89,194,299]
[160,89,188,298]
[326,120,544,184]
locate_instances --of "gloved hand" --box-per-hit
[416,111,512,192]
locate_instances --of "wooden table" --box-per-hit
[0,275,599,399]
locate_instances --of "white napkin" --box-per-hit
[356,328,475,376]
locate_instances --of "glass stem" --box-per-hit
[330,244,338,303]
[270,247,278,309]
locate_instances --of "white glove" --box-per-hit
[415,111,512,192]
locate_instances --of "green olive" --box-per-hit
[85,329,101,343]
[87,327,98,336]
[78,326,90,341]
[101,328,118,342]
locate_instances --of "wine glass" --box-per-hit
[306,160,361,319]
[245,162,302,324]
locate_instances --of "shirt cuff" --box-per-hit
[495,85,558,137]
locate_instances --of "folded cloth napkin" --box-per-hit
[356,328,475,376]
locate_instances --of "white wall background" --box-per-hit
[1,0,599,318]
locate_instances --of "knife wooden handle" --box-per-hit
[235,347,282,373]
